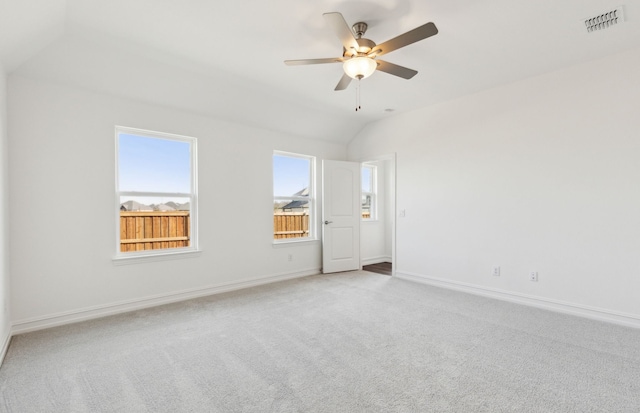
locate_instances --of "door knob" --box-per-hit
[324,220,333,225]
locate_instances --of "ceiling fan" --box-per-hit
[285,12,438,91]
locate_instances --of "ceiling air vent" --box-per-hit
[584,6,625,32]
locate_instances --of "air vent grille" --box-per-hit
[584,6,625,33]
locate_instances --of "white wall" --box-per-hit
[0,65,11,357]
[348,47,640,325]
[8,75,346,330]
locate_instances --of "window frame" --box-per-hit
[114,126,199,262]
[361,163,377,221]
[272,150,316,244]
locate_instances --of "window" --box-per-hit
[273,152,315,241]
[362,164,376,220]
[115,126,198,257]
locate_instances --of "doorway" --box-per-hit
[360,154,396,276]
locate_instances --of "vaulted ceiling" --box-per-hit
[2,0,640,143]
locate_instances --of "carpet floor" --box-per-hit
[1,271,639,412]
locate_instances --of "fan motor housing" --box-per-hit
[343,38,377,57]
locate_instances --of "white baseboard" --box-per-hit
[12,268,320,335]
[361,256,392,266]
[395,270,640,329]
[0,330,10,366]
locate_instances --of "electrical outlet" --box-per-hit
[529,271,538,282]
[492,266,500,276]
[399,209,406,218]
[288,254,293,262]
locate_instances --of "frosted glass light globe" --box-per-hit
[343,57,376,79]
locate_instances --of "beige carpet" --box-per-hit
[1,271,639,412]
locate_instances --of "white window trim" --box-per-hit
[362,163,377,221]
[271,239,320,248]
[273,150,316,244]
[113,126,199,263]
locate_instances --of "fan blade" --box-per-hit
[374,22,438,57]
[323,12,359,52]
[334,73,352,91]
[376,60,418,79]
[285,58,343,66]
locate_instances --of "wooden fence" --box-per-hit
[122,211,363,247]
[120,211,190,252]
[274,213,309,239]
[273,211,370,239]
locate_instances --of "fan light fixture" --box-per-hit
[285,12,440,111]
[343,57,376,79]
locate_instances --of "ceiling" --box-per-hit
[2,0,640,144]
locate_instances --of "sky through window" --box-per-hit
[118,133,191,194]
[273,154,310,197]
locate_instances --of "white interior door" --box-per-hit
[322,160,360,273]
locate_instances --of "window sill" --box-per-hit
[272,239,320,248]
[112,249,202,265]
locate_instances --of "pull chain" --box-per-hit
[355,78,362,112]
